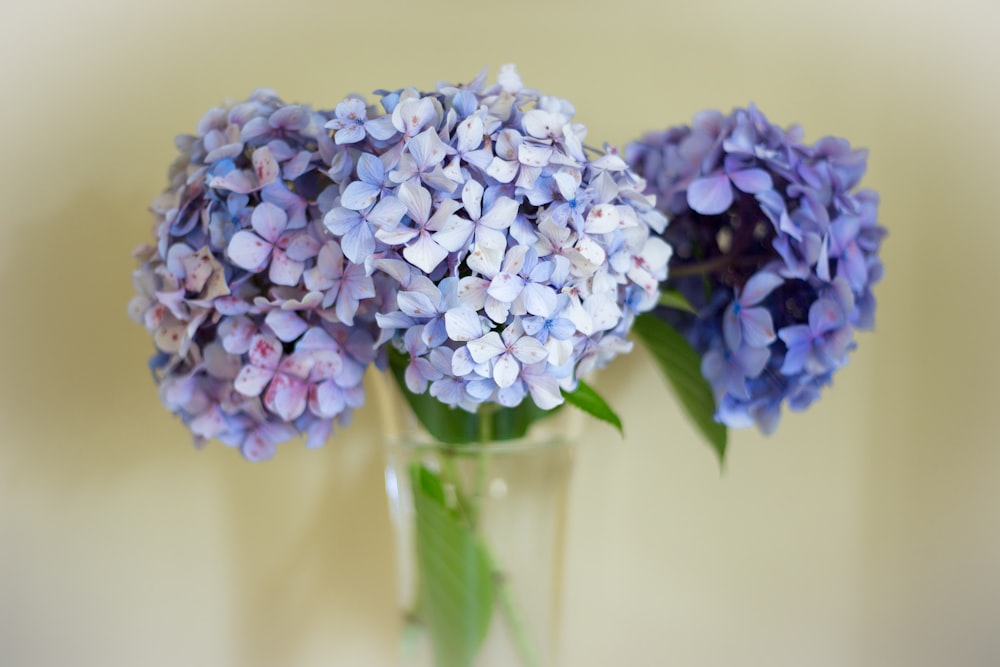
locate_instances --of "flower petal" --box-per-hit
[362,197,404,232]
[247,334,282,369]
[397,182,432,224]
[740,307,777,347]
[402,233,448,273]
[251,146,279,188]
[250,202,287,242]
[486,157,518,184]
[741,271,783,306]
[492,353,520,388]
[234,364,274,397]
[227,230,271,271]
[468,331,505,363]
[511,336,548,365]
[687,174,733,215]
[729,167,773,194]
[444,306,484,341]
[340,220,376,264]
[265,310,307,342]
[341,181,381,211]
[264,373,308,421]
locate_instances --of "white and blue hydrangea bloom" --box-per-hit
[324,65,669,416]
[626,105,886,435]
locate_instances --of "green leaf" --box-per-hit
[410,464,494,667]
[490,400,554,440]
[657,288,698,314]
[631,313,728,463]
[388,347,557,444]
[561,380,623,435]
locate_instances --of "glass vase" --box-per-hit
[377,377,577,667]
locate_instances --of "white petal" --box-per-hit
[553,170,580,201]
[468,331,504,363]
[522,283,557,317]
[456,115,485,154]
[487,272,525,302]
[567,236,606,276]
[402,234,448,273]
[518,142,553,167]
[451,346,476,376]
[397,181,432,224]
[479,196,518,230]
[408,128,449,169]
[462,180,484,220]
[445,306,485,341]
[584,204,623,234]
[585,292,622,332]
[486,157,518,184]
[525,372,563,410]
[467,238,505,278]
[511,336,548,365]
[432,215,474,253]
[457,277,489,310]
[492,353,520,388]
[397,291,438,318]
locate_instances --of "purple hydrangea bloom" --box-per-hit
[626,105,886,433]
[324,66,669,413]
[130,90,379,460]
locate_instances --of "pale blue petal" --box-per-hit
[740,307,777,347]
[445,306,485,342]
[341,181,380,211]
[687,174,733,215]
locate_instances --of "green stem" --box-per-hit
[474,404,542,667]
[487,550,542,667]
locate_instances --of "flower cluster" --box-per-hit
[131,68,670,459]
[328,66,669,411]
[626,105,885,433]
[129,89,381,461]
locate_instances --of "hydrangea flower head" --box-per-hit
[626,105,885,433]
[129,90,378,461]
[326,66,669,412]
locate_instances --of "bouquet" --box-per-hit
[129,66,885,666]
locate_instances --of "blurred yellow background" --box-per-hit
[2,0,998,665]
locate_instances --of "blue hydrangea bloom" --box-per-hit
[625,105,886,433]
[329,66,670,412]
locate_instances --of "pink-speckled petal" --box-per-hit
[310,381,347,419]
[241,428,277,462]
[268,250,304,287]
[218,316,255,354]
[247,334,281,369]
[190,406,228,439]
[250,201,288,242]
[251,146,279,188]
[234,364,274,397]
[227,230,271,271]
[264,373,308,421]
